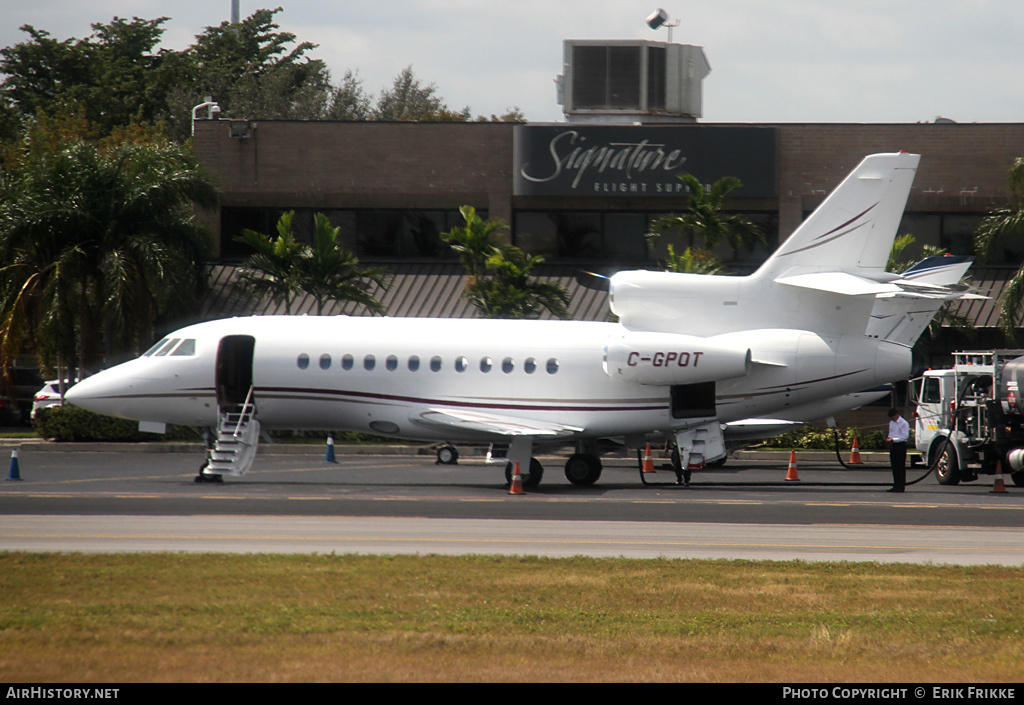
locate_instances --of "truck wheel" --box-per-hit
[934,444,961,486]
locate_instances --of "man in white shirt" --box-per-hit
[886,408,910,493]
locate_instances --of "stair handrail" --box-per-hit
[233,384,256,438]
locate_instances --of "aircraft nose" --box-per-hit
[64,370,135,418]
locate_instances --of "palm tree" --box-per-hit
[975,157,1024,340]
[234,211,389,315]
[0,138,217,375]
[887,232,974,352]
[661,245,727,274]
[233,211,306,314]
[646,173,765,269]
[298,213,389,315]
[440,205,508,282]
[466,246,570,319]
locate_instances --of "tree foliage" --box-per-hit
[646,173,764,273]
[443,206,570,319]
[440,206,507,281]
[234,211,388,315]
[0,116,218,375]
[374,66,470,122]
[466,247,571,320]
[0,9,524,143]
[0,17,176,141]
[975,157,1024,341]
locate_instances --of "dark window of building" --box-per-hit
[356,209,477,259]
[221,207,474,261]
[513,209,776,268]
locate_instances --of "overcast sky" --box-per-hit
[2,0,1022,124]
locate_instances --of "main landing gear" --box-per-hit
[564,453,603,486]
[501,454,604,488]
[504,457,544,488]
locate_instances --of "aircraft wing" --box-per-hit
[411,408,584,438]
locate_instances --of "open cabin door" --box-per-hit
[205,334,260,479]
[216,335,255,408]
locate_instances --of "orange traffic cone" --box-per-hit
[992,460,1008,494]
[642,443,655,473]
[848,436,863,464]
[509,461,525,495]
[785,450,800,481]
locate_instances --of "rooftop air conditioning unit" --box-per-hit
[560,40,710,123]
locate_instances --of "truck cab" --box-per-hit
[913,351,1024,486]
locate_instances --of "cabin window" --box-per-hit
[319,354,332,370]
[143,338,169,357]
[341,354,354,370]
[502,357,515,374]
[364,354,376,371]
[297,353,310,369]
[386,355,398,371]
[546,358,559,374]
[455,356,468,372]
[524,357,537,374]
[154,338,180,357]
[170,339,196,356]
[408,355,420,371]
[480,357,493,373]
[430,356,443,372]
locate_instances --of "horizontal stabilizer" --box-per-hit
[411,408,583,438]
[776,272,901,296]
[866,254,979,345]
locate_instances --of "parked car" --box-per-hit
[31,379,77,422]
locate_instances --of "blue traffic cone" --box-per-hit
[325,433,337,463]
[6,449,21,481]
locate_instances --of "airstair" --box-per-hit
[202,385,261,478]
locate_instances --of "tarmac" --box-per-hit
[0,433,895,464]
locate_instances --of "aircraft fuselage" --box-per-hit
[67,314,910,443]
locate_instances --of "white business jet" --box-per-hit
[65,152,970,486]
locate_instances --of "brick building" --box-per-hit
[191,118,1024,344]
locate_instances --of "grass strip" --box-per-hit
[2,552,1022,682]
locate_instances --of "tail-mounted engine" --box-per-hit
[604,331,752,386]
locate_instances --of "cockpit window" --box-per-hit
[170,339,196,356]
[153,338,180,357]
[143,338,169,357]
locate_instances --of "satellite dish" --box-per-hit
[646,9,669,30]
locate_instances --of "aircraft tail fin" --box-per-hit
[755,152,921,285]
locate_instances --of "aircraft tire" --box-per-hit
[933,443,961,486]
[436,444,459,465]
[505,458,544,488]
[564,454,602,486]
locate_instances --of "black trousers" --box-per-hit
[890,442,907,489]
